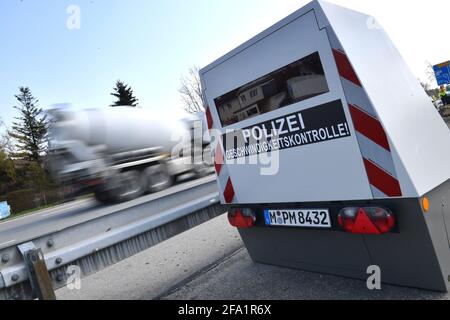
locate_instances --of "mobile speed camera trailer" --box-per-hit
[200,0,450,291]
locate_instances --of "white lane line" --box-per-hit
[0,240,16,247]
[42,212,59,217]
[0,200,92,224]
[0,212,43,225]
[41,202,92,217]
[38,200,91,215]
[42,210,69,217]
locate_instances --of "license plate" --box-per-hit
[264,209,331,229]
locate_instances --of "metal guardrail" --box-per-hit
[0,177,226,300]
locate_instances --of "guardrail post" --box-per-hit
[18,242,56,300]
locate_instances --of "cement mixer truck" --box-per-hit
[47,105,212,203]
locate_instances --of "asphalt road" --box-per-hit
[163,249,448,300]
[0,174,215,250]
[56,213,450,300]
[56,214,243,300]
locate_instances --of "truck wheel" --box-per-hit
[94,190,113,204]
[193,162,212,178]
[144,164,174,193]
[193,144,213,178]
[116,170,146,202]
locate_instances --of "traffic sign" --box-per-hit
[433,61,450,85]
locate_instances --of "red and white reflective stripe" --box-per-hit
[348,104,390,152]
[327,27,402,198]
[214,143,223,175]
[206,105,236,204]
[205,106,213,132]
[363,159,402,197]
[223,177,236,204]
[332,49,362,87]
[214,143,236,204]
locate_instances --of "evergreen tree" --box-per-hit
[9,87,48,163]
[110,80,139,107]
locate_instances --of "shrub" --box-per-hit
[6,189,35,215]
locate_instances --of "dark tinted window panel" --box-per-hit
[214,52,329,126]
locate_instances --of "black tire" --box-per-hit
[94,190,113,204]
[115,170,147,202]
[144,164,174,193]
[193,162,212,178]
[193,144,213,178]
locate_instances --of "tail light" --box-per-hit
[228,208,255,229]
[338,207,395,235]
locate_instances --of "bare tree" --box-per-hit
[420,80,430,92]
[0,117,5,149]
[425,61,437,87]
[0,118,15,155]
[178,66,205,113]
[0,118,16,184]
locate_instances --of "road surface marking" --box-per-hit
[41,201,91,217]
[42,211,66,217]
[0,199,92,225]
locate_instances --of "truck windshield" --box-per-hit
[214,51,329,127]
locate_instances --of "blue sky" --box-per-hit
[1,0,449,133]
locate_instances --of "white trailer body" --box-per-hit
[200,0,450,291]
